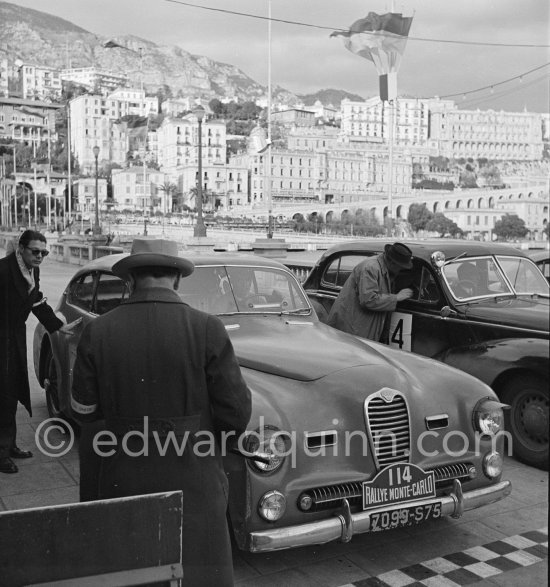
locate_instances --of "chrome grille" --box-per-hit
[298,462,476,512]
[365,392,411,468]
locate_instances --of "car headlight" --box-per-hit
[246,425,289,474]
[258,490,286,521]
[473,399,506,436]
[483,451,503,479]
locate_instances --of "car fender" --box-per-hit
[435,337,549,389]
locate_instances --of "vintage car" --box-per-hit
[527,249,550,283]
[302,239,549,470]
[34,252,511,552]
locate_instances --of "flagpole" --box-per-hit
[387,98,394,236]
[266,0,273,239]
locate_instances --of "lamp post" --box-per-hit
[92,145,100,235]
[193,105,206,238]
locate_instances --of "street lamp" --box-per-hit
[92,145,100,235]
[193,105,206,238]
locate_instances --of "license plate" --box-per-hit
[363,463,436,510]
[370,502,442,532]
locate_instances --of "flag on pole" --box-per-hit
[331,12,413,100]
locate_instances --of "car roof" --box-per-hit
[69,251,290,279]
[315,238,529,263]
[526,249,549,262]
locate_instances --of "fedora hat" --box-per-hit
[384,242,413,270]
[112,238,194,279]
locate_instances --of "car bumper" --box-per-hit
[249,479,512,552]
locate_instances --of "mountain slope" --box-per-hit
[0,1,298,103]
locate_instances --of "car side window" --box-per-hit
[94,273,128,315]
[67,273,96,313]
[322,254,369,288]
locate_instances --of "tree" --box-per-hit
[493,214,528,241]
[158,181,178,212]
[425,213,464,237]
[407,203,433,232]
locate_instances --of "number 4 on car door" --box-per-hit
[389,312,412,351]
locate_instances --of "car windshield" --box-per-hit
[177,265,311,314]
[442,255,550,300]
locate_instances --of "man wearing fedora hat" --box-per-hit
[72,238,251,586]
[327,242,414,343]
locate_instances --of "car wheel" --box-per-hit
[44,349,68,424]
[501,375,548,470]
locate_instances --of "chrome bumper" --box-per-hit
[249,479,512,553]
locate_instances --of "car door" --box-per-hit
[389,260,479,359]
[65,271,128,402]
[306,253,375,321]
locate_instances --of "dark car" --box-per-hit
[302,239,549,470]
[527,249,550,282]
[33,252,511,552]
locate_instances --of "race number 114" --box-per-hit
[388,312,412,352]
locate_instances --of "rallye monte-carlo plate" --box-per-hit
[363,463,436,510]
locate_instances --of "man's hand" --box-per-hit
[396,288,414,302]
[58,317,83,335]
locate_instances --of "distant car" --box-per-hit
[33,253,511,552]
[527,249,550,282]
[303,239,549,470]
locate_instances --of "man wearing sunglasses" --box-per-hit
[0,230,77,474]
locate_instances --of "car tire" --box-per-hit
[501,375,548,471]
[44,348,73,432]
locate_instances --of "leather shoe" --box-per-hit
[0,457,18,474]
[10,447,33,459]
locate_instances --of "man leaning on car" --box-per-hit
[71,237,251,587]
[327,242,414,343]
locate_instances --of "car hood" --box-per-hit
[460,296,549,333]
[224,316,389,381]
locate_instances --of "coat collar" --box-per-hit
[8,252,35,300]
[125,287,183,305]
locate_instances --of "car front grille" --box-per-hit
[297,462,476,512]
[365,391,411,468]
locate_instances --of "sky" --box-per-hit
[8,0,550,112]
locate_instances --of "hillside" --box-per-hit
[0,1,299,103]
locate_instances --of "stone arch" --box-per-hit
[478,197,484,208]
[326,210,334,224]
[517,193,523,199]
[467,199,474,209]
[488,197,495,208]
[433,201,439,213]
[395,205,403,219]
[445,201,451,210]
[456,200,462,209]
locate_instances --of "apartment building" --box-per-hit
[69,94,129,172]
[72,177,108,214]
[156,114,226,174]
[108,88,159,116]
[18,64,62,100]
[61,67,128,95]
[0,56,8,98]
[111,166,165,211]
[341,97,439,147]
[427,103,543,160]
[0,97,61,142]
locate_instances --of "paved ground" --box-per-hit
[0,248,547,586]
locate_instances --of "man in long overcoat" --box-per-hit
[71,238,251,587]
[327,242,414,343]
[0,230,64,474]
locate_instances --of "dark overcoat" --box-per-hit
[72,286,251,587]
[0,253,62,415]
[327,254,397,342]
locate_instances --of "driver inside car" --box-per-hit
[455,262,480,298]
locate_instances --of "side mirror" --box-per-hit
[440,306,458,318]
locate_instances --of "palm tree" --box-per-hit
[157,181,178,213]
